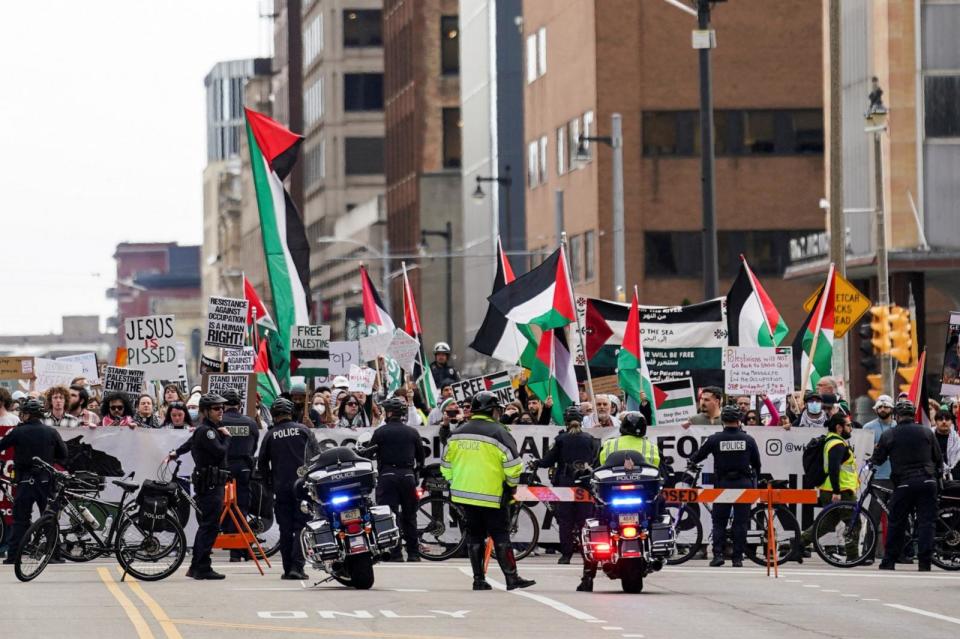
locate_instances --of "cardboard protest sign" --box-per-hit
[652,378,698,426]
[124,315,178,380]
[225,347,256,373]
[33,358,84,391]
[348,365,377,394]
[359,332,393,361]
[202,373,257,418]
[328,341,360,376]
[205,296,249,349]
[942,312,960,398]
[387,329,421,374]
[0,356,34,381]
[55,353,100,385]
[103,366,146,400]
[450,371,515,405]
[724,346,794,396]
[290,325,330,376]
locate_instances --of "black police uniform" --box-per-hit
[430,361,460,389]
[689,425,762,562]
[221,406,260,558]
[184,419,231,575]
[535,430,599,558]
[871,421,942,569]
[257,418,320,575]
[0,417,67,559]
[370,418,426,559]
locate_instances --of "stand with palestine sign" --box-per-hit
[290,325,330,376]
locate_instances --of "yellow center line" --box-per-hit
[168,618,466,639]
[114,566,184,639]
[96,567,156,639]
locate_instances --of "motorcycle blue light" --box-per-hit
[330,495,350,506]
[610,496,644,507]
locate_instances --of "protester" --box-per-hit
[160,384,186,415]
[524,396,553,425]
[427,385,456,424]
[85,396,100,415]
[132,394,161,428]
[41,385,81,428]
[287,383,318,427]
[68,384,100,428]
[791,391,828,428]
[583,394,620,429]
[310,391,336,427]
[816,376,850,414]
[337,395,369,428]
[687,386,723,426]
[735,395,752,415]
[162,402,193,429]
[0,388,20,426]
[518,412,534,425]
[500,400,522,425]
[934,409,960,480]
[100,393,136,428]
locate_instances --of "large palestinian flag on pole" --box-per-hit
[726,257,789,347]
[488,246,576,330]
[527,328,578,425]
[244,108,310,388]
[470,237,534,365]
[360,265,395,335]
[402,263,438,409]
[793,263,836,393]
[617,288,657,424]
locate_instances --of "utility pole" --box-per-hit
[874,127,892,394]
[828,0,848,393]
[696,0,719,300]
[611,114,625,301]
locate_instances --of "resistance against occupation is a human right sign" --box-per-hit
[205,296,249,349]
[124,315,178,380]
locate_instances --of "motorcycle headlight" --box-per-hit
[300,500,311,515]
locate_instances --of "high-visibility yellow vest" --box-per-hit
[821,433,859,493]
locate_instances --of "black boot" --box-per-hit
[468,544,491,590]
[494,543,535,590]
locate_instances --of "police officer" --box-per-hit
[167,392,231,580]
[441,391,535,591]
[871,400,942,571]
[688,405,761,567]
[597,411,660,468]
[532,405,598,564]
[0,398,67,564]
[258,398,319,580]
[430,342,461,389]
[220,389,260,562]
[369,396,425,562]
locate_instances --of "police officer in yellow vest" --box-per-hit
[597,412,660,468]
[440,391,535,591]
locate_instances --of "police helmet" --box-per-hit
[381,396,407,419]
[470,390,502,415]
[270,397,296,418]
[20,397,45,417]
[198,393,227,410]
[221,389,242,406]
[433,342,451,354]
[721,404,743,424]
[564,405,583,424]
[894,399,916,418]
[619,411,648,437]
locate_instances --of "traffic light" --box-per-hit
[888,305,913,365]
[867,373,884,402]
[898,364,917,396]
[857,319,878,372]
[869,305,892,354]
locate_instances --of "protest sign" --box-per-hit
[225,347,256,373]
[205,296,249,349]
[359,332,393,361]
[387,329,421,374]
[55,353,100,385]
[103,366,145,400]
[724,346,794,396]
[199,354,223,374]
[348,365,377,394]
[202,373,256,418]
[0,356,34,381]
[652,378,698,426]
[329,341,360,375]
[450,371,515,406]
[124,314,178,380]
[941,312,960,398]
[290,325,330,376]
[33,358,83,391]
[344,306,366,341]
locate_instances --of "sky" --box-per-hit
[0,1,268,335]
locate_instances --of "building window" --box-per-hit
[925,75,960,138]
[742,110,776,154]
[441,15,459,75]
[345,137,384,175]
[537,27,547,77]
[525,34,537,84]
[556,126,566,175]
[304,139,325,188]
[304,77,324,127]
[526,28,547,84]
[343,9,382,47]
[580,110,595,162]
[538,135,548,184]
[344,73,383,111]
[442,108,462,169]
[527,140,539,188]
[584,230,595,281]
[304,13,324,66]
[567,117,581,170]
[569,234,583,283]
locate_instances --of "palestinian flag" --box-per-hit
[488,246,576,330]
[527,328,578,425]
[244,108,310,388]
[470,237,533,365]
[244,276,287,400]
[652,379,697,418]
[793,264,836,392]
[726,257,789,347]
[617,289,657,424]
[906,349,930,426]
[360,265,395,335]
[253,338,281,407]
[402,262,438,409]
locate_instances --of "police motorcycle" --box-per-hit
[297,445,401,589]
[578,456,675,593]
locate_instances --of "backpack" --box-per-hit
[802,435,829,487]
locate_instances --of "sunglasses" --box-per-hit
[109,405,125,411]
[345,401,359,407]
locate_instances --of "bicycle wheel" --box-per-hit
[247,514,280,558]
[812,502,877,568]
[932,506,960,571]
[59,501,110,562]
[15,516,59,582]
[745,505,801,566]
[510,503,540,560]
[115,510,186,581]
[416,496,466,560]
[665,503,703,566]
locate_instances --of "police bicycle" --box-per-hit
[14,457,187,582]
[663,463,801,566]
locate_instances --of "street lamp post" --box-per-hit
[866,78,891,393]
[577,113,625,301]
[696,0,719,300]
[473,165,513,249]
[421,222,454,348]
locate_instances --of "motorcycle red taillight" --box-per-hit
[346,522,362,534]
[621,525,638,539]
[416,487,425,499]
[592,542,612,558]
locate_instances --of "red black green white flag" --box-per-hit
[488,246,576,330]
[793,263,836,392]
[360,264,395,335]
[527,327,578,425]
[617,288,657,424]
[469,237,534,365]
[726,256,789,347]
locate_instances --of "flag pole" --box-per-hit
[800,263,835,396]
[560,234,597,411]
